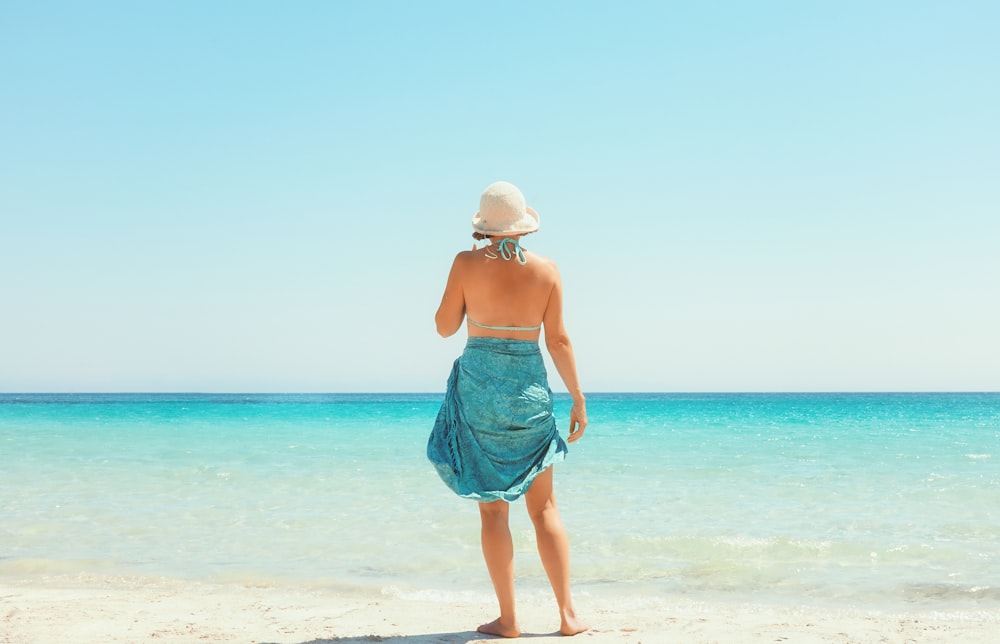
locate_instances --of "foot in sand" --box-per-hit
[478,617,521,638]
[560,612,590,636]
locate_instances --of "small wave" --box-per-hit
[966,453,991,460]
[903,583,1000,603]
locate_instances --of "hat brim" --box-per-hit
[472,206,540,235]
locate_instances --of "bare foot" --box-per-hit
[477,617,521,638]
[560,612,590,636]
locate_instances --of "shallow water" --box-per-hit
[2,392,998,609]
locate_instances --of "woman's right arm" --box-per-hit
[435,253,467,338]
[542,266,587,443]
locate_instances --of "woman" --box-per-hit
[428,181,589,638]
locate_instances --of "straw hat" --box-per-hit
[471,181,540,236]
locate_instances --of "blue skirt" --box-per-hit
[427,337,568,502]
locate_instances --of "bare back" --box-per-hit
[434,239,563,343]
[463,245,556,338]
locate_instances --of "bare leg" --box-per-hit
[477,500,520,638]
[524,467,589,636]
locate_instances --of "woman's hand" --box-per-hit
[567,401,587,443]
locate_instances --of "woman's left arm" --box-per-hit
[435,253,466,337]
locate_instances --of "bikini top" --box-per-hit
[467,237,540,332]
[467,318,541,332]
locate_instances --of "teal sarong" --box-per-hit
[427,337,568,502]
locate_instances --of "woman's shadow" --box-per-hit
[265,630,559,643]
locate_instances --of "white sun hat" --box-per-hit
[471,181,540,236]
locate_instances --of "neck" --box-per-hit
[483,236,528,265]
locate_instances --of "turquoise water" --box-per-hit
[2,392,999,610]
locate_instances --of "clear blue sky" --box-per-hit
[2,1,997,392]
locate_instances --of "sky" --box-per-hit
[1,1,997,393]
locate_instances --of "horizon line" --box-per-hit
[2,391,998,396]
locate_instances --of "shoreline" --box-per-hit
[3,574,998,643]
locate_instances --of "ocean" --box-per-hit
[2,392,998,611]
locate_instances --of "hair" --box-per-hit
[472,231,535,241]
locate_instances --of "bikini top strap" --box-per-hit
[468,317,541,332]
[495,238,527,265]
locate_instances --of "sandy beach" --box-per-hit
[3,575,998,643]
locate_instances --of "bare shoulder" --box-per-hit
[451,249,478,268]
[525,251,561,277]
